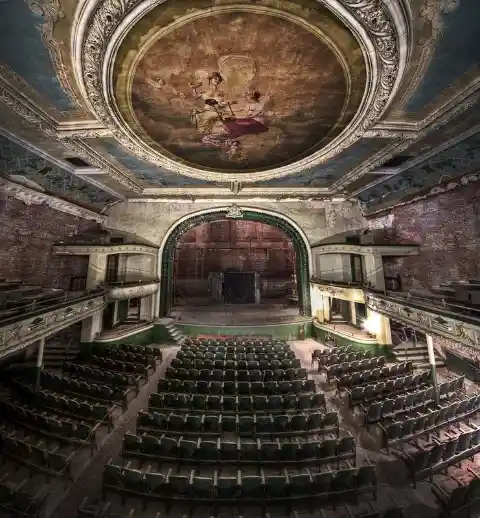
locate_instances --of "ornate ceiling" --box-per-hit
[0,0,479,214]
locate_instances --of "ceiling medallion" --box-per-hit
[75,0,407,182]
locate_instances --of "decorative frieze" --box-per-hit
[52,244,158,256]
[365,292,480,348]
[0,295,106,360]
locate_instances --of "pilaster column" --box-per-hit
[350,300,357,326]
[35,337,45,392]
[376,314,392,345]
[426,334,440,405]
[81,311,103,343]
[139,295,154,321]
[86,253,107,289]
[363,254,385,291]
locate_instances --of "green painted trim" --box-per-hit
[313,322,393,358]
[177,321,313,340]
[160,210,312,317]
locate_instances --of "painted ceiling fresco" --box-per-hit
[128,12,356,173]
[0,135,116,209]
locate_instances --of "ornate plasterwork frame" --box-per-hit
[25,0,83,110]
[73,0,408,183]
[0,177,106,223]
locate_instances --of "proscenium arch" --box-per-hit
[157,207,313,317]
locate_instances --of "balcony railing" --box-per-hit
[0,288,107,327]
[366,288,480,327]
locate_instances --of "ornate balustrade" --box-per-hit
[365,291,480,348]
[311,279,365,303]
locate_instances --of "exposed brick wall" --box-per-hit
[369,182,480,290]
[0,198,100,289]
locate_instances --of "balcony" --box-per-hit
[0,290,107,359]
[365,289,480,348]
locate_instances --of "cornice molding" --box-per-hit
[365,292,480,349]
[52,244,158,256]
[73,0,406,182]
[0,177,105,223]
[0,295,106,359]
[311,244,420,256]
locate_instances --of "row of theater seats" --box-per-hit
[381,392,480,452]
[324,357,386,379]
[149,392,326,414]
[165,366,308,382]
[123,432,356,466]
[316,350,373,368]
[347,371,431,406]
[173,357,300,369]
[102,460,377,504]
[364,377,466,426]
[157,378,316,395]
[137,410,339,437]
[336,363,414,391]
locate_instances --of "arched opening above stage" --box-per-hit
[173,219,297,317]
[159,208,312,318]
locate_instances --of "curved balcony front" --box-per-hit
[106,279,159,301]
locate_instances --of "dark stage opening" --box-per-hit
[172,219,298,312]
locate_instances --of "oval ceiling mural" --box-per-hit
[114,1,367,179]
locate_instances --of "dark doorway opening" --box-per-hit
[223,271,255,303]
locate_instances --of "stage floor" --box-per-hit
[171,303,307,325]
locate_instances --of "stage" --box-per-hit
[171,303,304,325]
[170,303,312,340]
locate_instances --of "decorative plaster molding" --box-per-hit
[365,292,480,349]
[0,295,106,360]
[107,282,159,301]
[311,244,420,256]
[225,205,244,219]
[0,177,105,222]
[25,0,82,110]
[53,244,158,256]
[56,119,113,139]
[74,0,406,182]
